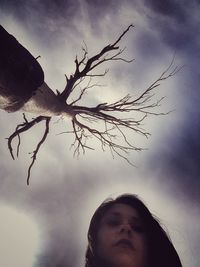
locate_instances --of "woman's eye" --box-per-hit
[131,224,144,233]
[106,219,121,227]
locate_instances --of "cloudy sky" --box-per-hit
[0,0,200,266]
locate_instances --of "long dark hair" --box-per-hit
[85,194,182,267]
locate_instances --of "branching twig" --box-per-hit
[59,24,134,101]
[7,116,48,159]
[7,115,50,184]
[27,117,50,185]
[64,61,181,163]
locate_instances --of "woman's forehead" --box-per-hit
[103,203,140,219]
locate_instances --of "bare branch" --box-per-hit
[27,117,50,185]
[61,60,180,164]
[7,116,48,159]
[59,24,134,101]
[112,24,134,47]
[69,78,105,105]
[7,115,50,184]
[85,69,109,77]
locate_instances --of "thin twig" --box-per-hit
[27,117,50,185]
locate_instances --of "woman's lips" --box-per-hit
[114,239,134,249]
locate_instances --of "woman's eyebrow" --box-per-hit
[104,212,140,221]
[109,212,121,216]
[102,212,121,221]
[104,212,122,218]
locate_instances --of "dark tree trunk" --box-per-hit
[0,25,44,111]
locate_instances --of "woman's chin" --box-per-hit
[109,255,138,267]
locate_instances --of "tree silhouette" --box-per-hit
[0,24,179,184]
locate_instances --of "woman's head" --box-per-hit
[85,194,182,267]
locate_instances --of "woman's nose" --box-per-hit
[119,223,132,234]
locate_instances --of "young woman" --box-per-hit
[85,194,182,267]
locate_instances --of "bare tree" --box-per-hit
[0,24,179,184]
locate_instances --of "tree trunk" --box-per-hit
[21,82,71,117]
[0,25,44,112]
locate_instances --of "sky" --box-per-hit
[0,0,200,266]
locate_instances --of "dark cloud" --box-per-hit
[134,28,166,60]
[85,0,121,11]
[144,0,200,53]
[0,0,78,21]
[84,0,122,21]
[0,0,122,34]
[139,0,200,204]
[0,0,82,47]
[145,0,187,21]
[147,113,200,203]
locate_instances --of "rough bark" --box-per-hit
[0,25,44,112]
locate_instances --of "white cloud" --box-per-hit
[0,205,41,267]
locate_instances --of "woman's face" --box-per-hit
[96,203,148,267]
